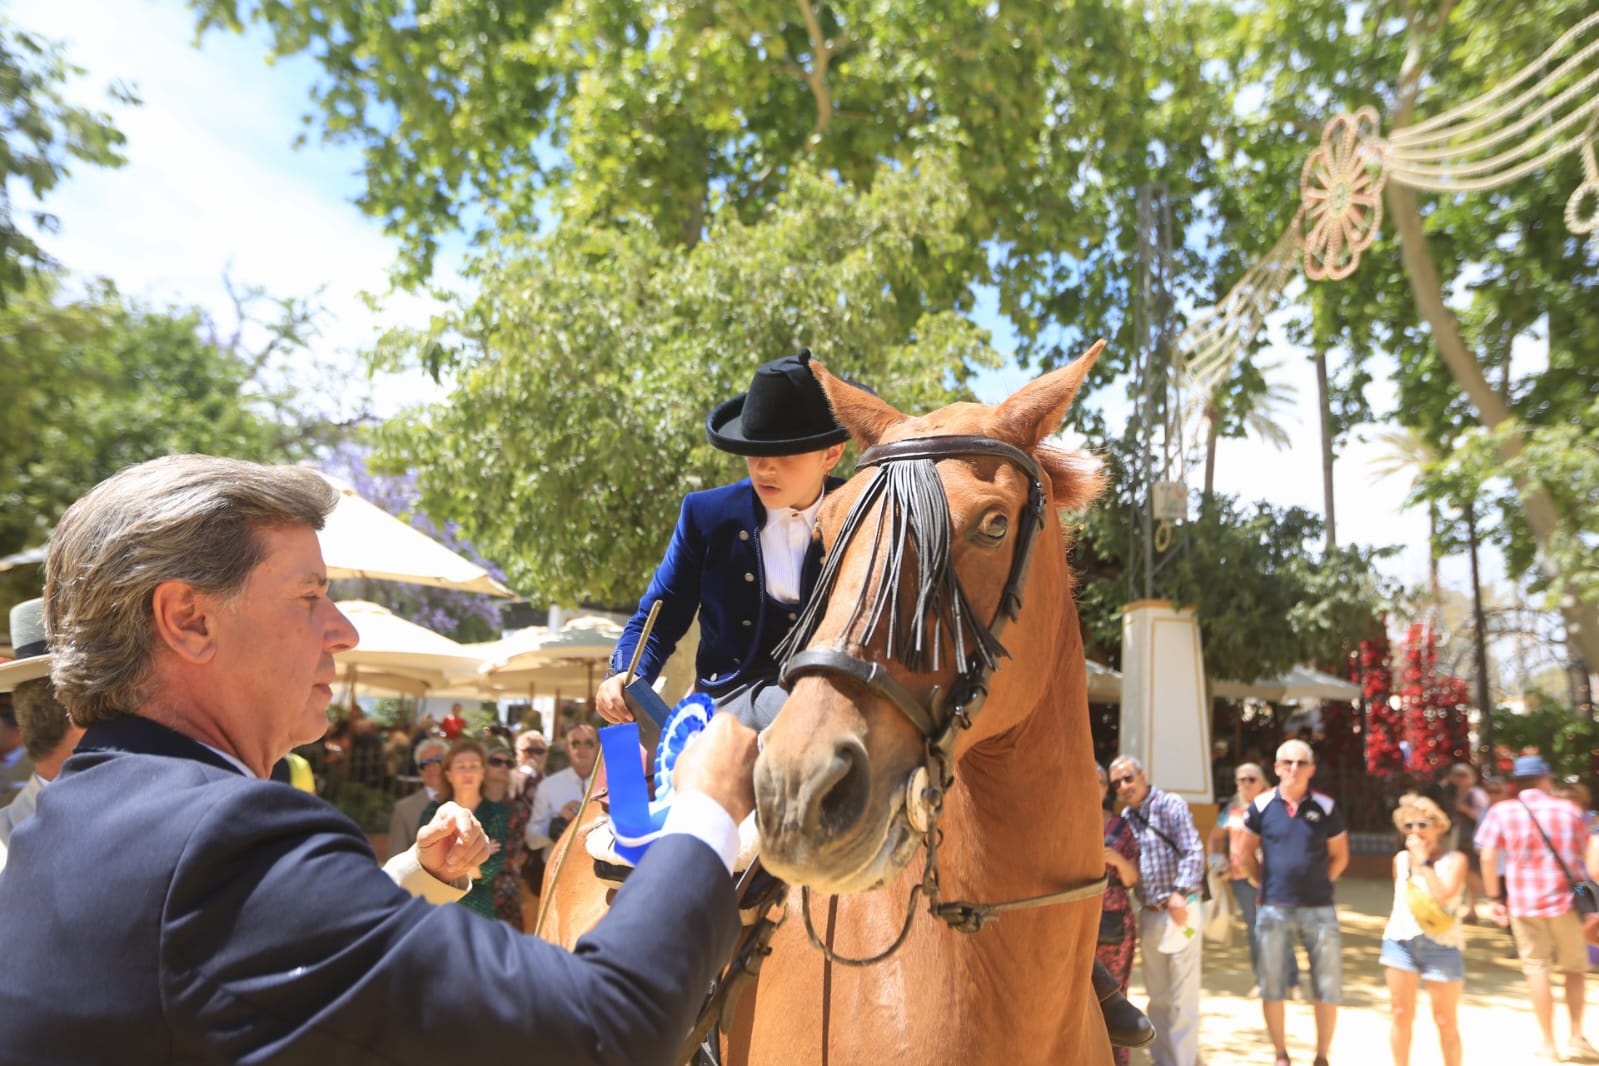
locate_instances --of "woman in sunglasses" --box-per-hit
[1379,793,1467,1066]
[420,740,512,922]
[481,739,530,929]
[1208,761,1286,993]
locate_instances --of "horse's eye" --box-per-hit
[979,512,1009,542]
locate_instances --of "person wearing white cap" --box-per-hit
[0,596,85,871]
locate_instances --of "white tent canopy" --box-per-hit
[1210,664,1360,703]
[313,468,516,598]
[477,615,623,696]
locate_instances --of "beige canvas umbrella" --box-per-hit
[477,615,624,699]
[312,469,516,598]
[333,600,491,697]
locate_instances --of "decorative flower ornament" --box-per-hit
[1300,107,1389,281]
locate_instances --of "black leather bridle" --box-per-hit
[774,433,1105,962]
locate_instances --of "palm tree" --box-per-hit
[1201,356,1296,501]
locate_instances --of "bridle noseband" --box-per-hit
[774,433,1106,963]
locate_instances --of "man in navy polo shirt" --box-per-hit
[1234,739,1349,1066]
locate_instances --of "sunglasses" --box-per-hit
[1277,758,1312,768]
[1112,774,1138,788]
[1402,820,1434,831]
[487,756,515,768]
[568,739,597,749]
[418,756,444,768]
[1236,775,1260,783]
[519,747,546,757]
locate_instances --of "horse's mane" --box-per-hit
[774,458,1007,676]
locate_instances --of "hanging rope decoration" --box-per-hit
[1176,10,1599,425]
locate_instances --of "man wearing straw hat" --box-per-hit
[0,454,758,1065]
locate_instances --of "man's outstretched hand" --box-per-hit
[672,713,758,824]
[415,801,492,884]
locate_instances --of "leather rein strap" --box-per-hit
[780,432,1106,963]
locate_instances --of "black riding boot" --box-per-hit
[1093,957,1155,1049]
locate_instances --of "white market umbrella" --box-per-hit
[478,615,624,697]
[313,469,516,598]
[333,600,491,696]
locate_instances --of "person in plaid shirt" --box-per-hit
[1110,754,1206,1066]
[1478,754,1598,1063]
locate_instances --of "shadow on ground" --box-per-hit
[1127,877,1557,1065]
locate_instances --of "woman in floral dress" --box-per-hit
[1096,763,1141,1066]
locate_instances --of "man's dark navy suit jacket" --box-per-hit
[0,715,738,1064]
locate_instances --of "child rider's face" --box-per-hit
[746,443,846,512]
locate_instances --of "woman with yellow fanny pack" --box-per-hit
[1379,793,1468,1066]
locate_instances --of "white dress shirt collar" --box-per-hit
[759,492,825,605]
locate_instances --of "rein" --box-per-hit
[775,433,1106,965]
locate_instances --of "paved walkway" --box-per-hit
[1126,877,1584,1066]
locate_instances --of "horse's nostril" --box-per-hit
[815,737,870,837]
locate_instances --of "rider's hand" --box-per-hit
[595,674,633,723]
[673,713,758,824]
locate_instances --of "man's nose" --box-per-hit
[326,603,360,653]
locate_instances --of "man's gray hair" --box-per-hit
[1276,738,1315,764]
[415,737,449,762]
[1108,754,1144,775]
[45,455,337,726]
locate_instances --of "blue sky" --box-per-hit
[12,0,1465,595]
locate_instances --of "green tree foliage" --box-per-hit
[190,0,1240,382]
[1075,436,1392,683]
[370,155,1000,603]
[0,20,133,301]
[0,275,333,604]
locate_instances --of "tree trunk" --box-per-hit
[1386,29,1599,689]
[1466,500,1495,760]
[1313,346,1336,552]
[1203,396,1219,501]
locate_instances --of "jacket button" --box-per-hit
[744,572,755,582]
[788,612,798,621]
[739,530,750,541]
[742,619,752,627]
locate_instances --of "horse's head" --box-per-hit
[754,344,1105,894]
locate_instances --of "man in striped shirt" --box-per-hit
[1111,754,1206,1066]
[1478,754,1597,1063]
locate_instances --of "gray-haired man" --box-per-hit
[387,735,451,860]
[1112,753,1207,1066]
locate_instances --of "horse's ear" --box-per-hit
[994,340,1106,512]
[991,339,1104,450]
[811,359,904,449]
[1037,446,1106,513]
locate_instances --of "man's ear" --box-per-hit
[150,580,219,665]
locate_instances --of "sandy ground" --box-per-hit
[1125,877,1586,1066]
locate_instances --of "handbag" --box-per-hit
[1404,872,1458,938]
[1125,806,1212,903]
[1518,797,1599,916]
[1097,909,1127,945]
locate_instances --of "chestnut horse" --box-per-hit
[541,345,1110,1065]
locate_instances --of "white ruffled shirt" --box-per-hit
[759,494,824,605]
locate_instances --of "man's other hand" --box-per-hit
[415,801,491,884]
[673,713,758,823]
